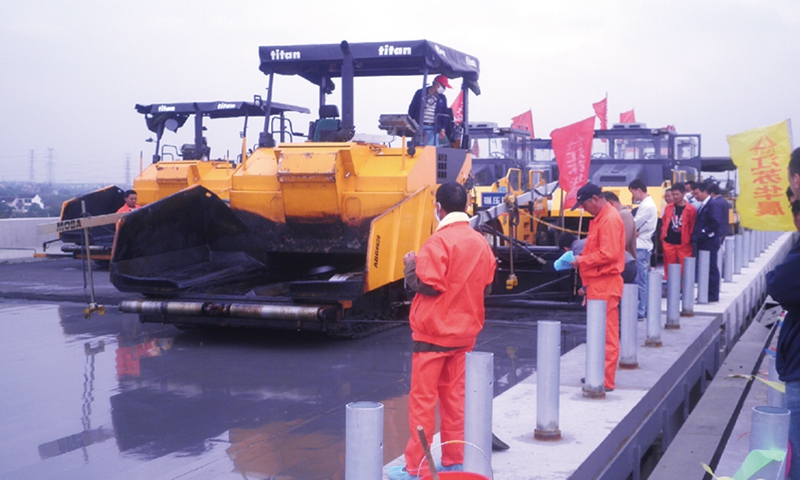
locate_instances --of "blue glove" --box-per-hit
[553,250,575,271]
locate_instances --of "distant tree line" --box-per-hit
[0,182,107,219]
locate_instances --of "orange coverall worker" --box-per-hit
[401,212,496,476]
[575,202,625,390]
[116,203,141,213]
[661,201,696,280]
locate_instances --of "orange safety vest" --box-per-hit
[410,220,496,348]
[576,202,625,298]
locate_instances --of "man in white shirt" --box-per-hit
[629,179,657,319]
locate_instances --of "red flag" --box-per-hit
[620,109,636,123]
[511,110,534,137]
[471,139,480,157]
[450,90,464,124]
[551,116,596,210]
[592,96,607,130]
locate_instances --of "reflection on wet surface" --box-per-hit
[0,301,585,479]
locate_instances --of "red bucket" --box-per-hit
[420,473,489,480]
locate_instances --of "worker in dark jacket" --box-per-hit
[408,74,454,146]
[767,199,800,480]
[691,181,725,301]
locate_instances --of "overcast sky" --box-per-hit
[1,0,798,184]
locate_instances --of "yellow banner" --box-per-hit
[728,120,794,231]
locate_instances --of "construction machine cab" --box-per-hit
[310,104,341,142]
[257,40,481,150]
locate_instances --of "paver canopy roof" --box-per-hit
[134,101,309,134]
[258,40,480,95]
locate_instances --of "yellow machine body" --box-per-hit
[134,160,239,205]
[547,184,667,218]
[229,141,471,293]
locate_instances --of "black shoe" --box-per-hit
[605,387,614,392]
[492,433,510,451]
[580,377,585,384]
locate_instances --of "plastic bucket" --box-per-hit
[417,440,493,480]
[420,473,489,480]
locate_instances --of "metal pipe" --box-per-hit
[583,299,606,399]
[345,401,383,480]
[681,257,695,317]
[339,41,354,131]
[697,250,710,304]
[734,233,743,274]
[645,269,662,346]
[619,284,638,369]
[119,299,326,321]
[743,230,751,268]
[666,263,682,328]
[749,405,790,479]
[193,103,204,156]
[80,201,96,307]
[723,237,734,283]
[260,72,275,148]
[768,355,786,409]
[535,321,562,440]
[464,351,493,477]
[754,230,760,255]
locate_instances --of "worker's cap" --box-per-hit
[571,183,603,210]
[433,74,452,89]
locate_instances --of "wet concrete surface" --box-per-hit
[0,259,587,479]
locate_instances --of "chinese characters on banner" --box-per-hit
[728,119,794,231]
[551,116,596,209]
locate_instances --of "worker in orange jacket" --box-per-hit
[387,182,497,480]
[116,190,141,213]
[571,183,625,391]
[661,183,696,280]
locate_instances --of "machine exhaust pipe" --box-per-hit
[330,40,355,142]
[119,299,333,322]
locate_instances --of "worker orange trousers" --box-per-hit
[587,277,622,390]
[662,242,694,280]
[403,345,472,475]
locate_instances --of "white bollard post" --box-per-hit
[646,269,662,346]
[743,230,751,268]
[535,321,562,441]
[748,229,756,263]
[619,284,639,369]
[723,237,734,283]
[345,402,384,480]
[697,250,710,304]
[464,351,493,477]
[666,263,682,328]
[681,257,695,317]
[734,233,743,275]
[583,299,607,399]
